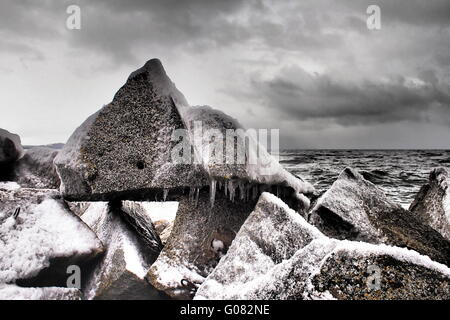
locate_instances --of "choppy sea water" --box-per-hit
[279,150,450,209]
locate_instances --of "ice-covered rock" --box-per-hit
[194,192,325,300]
[13,146,60,189]
[410,167,450,241]
[309,167,450,265]
[0,284,82,300]
[80,202,165,300]
[0,188,104,286]
[54,59,313,206]
[54,59,209,200]
[195,193,450,300]
[0,128,23,181]
[147,190,258,299]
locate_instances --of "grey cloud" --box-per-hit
[249,66,450,126]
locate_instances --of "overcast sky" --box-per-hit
[1,0,450,148]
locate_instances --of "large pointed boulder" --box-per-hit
[308,167,450,266]
[54,59,208,201]
[53,59,313,203]
[410,167,450,241]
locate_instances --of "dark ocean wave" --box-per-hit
[279,149,450,208]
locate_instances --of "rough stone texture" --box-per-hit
[147,190,258,299]
[54,59,208,200]
[81,202,165,300]
[309,167,450,266]
[410,167,450,241]
[13,146,60,189]
[54,59,313,203]
[0,187,104,286]
[120,200,163,252]
[194,192,325,300]
[195,193,450,300]
[312,245,450,300]
[0,284,82,300]
[0,128,23,181]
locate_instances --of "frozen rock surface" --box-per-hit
[13,146,60,189]
[54,59,313,203]
[195,193,450,300]
[147,190,257,299]
[410,167,450,241]
[0,284,82,300]
[80,202,165,300]
[54,59,208,200]
[309,167,450,265]
[0,187,103,286]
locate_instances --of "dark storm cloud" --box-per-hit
[249,66,450,126]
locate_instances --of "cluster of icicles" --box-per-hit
[160,179,290,208]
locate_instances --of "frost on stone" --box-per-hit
[195,192,325,300]
[410,167,450,241]
[309,167,450,266]
[0,284,82,300]
[81,202,162,300]
[195,193,450,300]
[147,191,256,299]
[0,190,103,285]
[53,59,313,205]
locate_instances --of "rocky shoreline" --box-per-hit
[1,59,449,300]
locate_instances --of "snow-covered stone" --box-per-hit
[54,59,313,207]
[0,188,104,286]
[13,146,60,189]
[80,202,164,300]
[0,284,82,300]
[54,59,209,200]
[410,167,450,241]
[195,193,450,300]
[147,191,257,299]
[194,192,325,300]
[309,167,450,266]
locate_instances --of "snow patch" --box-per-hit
[0,199,102,283]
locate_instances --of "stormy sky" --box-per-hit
[1,0,450,148]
